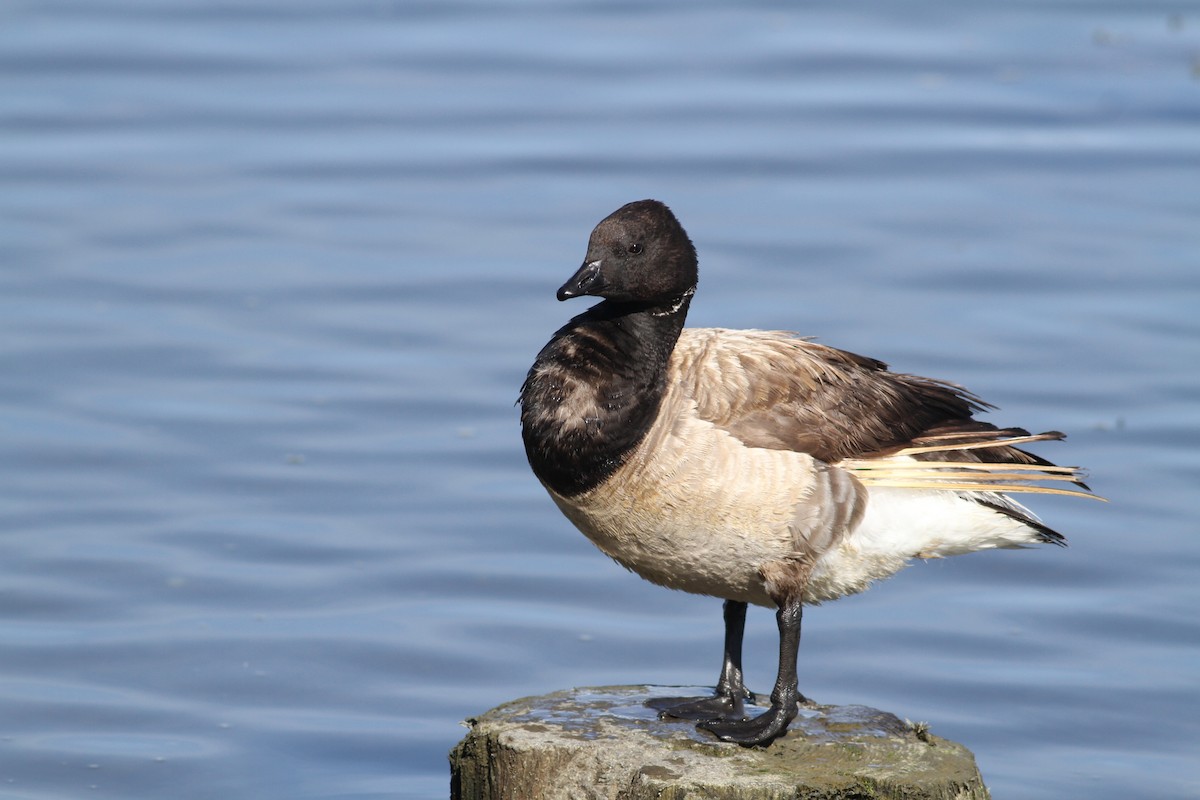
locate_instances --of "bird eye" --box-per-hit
[628,243,643,255]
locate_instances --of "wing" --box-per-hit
[669,328,1099,503]
[671,328,995,461]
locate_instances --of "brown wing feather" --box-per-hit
[671,329,997,459]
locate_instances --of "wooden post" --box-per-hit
[450,685,990,800]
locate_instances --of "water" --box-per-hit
[2,1,1198,798]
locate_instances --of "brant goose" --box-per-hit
[519,199,1099,746]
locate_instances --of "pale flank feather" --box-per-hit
[842,449,1104,500]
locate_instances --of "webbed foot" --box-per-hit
[645,692,750,722]
[700,700,797,746]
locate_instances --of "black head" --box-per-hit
[557,199,698,307]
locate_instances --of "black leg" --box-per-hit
[700,594,803,746]
[645,600,753,722]
[716,599,750,700]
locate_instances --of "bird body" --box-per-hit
[518,199,1097,745]
[526,323,1080,606]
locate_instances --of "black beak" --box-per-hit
[557,260,604,301]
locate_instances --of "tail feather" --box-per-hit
[977,498,1068,547]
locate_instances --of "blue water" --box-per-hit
[2,1,1198,798]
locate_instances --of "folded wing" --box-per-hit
[670,328,1100,503]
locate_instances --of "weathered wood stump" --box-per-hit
[449,685,990,800]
